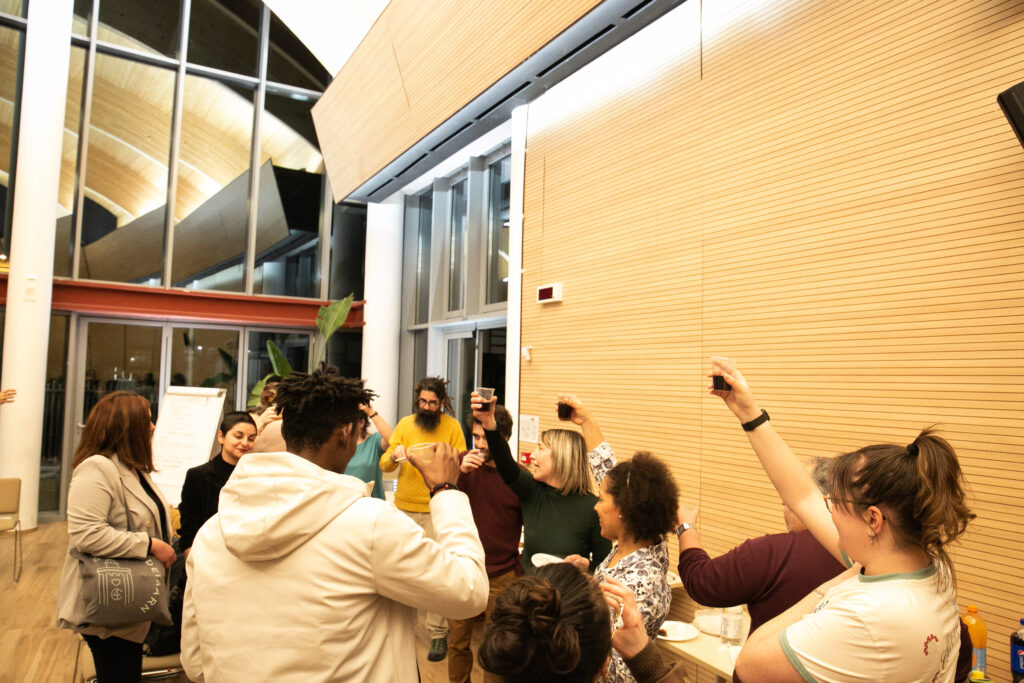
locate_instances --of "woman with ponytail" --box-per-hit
[709,358,974,683]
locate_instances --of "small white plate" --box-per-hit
[531,552,565,567]
[657,621,700,642]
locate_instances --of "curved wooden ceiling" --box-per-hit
[0,0,323,236]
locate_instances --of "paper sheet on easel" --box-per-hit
[151,386,227,506]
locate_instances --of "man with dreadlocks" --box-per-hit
[380,375,467,661]
[181,367,487,682]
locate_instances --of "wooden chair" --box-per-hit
[0,477,21,582]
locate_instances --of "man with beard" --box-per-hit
[380,376,467,661]
[447,403,523,683]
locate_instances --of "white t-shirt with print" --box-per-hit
[779,564,959,683]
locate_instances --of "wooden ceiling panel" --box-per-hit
[313,0,603,202]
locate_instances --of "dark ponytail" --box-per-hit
[480,563,611,682]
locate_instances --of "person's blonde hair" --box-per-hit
[540,429,593,496]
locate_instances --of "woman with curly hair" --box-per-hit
[558,394,679,683]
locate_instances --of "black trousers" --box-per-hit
[82,633,143,683]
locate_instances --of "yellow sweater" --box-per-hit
[380,413,467,512]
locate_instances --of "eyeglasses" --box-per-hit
[418,398,440,408]
[823,495,862,512]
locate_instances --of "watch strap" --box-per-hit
[741,409,770,432]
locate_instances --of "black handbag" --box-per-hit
[73,483,172,627]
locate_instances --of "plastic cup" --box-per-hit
[710,356,733,391]
[476,387,495,412]
[407,442,437,464]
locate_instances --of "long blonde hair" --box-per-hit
[540,429,593,497]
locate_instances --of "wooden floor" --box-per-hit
[0,522,483,683]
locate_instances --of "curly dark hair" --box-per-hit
[605,451,679,545]
[275,366,374,453]
[465,404,514,440]
[413,376,455,415]
[479,563,610,682]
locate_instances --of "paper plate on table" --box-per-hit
[657,621,700,642]
[531,553,565,567]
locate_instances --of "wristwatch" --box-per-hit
[675,522,693,536]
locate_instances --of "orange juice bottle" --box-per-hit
[961,605,987,675]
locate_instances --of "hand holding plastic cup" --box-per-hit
[475,387,495,412]
[407,442,437,464]
[710,356,734,391]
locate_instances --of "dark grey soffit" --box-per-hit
[346,0,688,203]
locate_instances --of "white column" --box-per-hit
[0,1,74,529]
[361,196,404,424]
[504,105,528,458]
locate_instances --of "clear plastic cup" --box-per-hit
[407,442,437,464]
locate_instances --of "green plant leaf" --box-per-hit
[217,348,237,378]
[267,340,293,377]
[248,373,272,408]
[313,294,354,368]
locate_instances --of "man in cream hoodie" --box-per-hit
[181,367,488,682]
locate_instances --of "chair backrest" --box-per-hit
[0,478,21,519]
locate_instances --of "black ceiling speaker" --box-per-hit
[998,80,1024,150]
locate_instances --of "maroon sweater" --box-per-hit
[678,529,844,635]
[458,460,523,578]
[680,530,972,683]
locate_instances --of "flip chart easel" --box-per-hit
[151,386,227,506]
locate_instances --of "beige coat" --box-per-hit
[56,454,171,643]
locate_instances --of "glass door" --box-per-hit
[441,324,507,443]
[80,321,164,421]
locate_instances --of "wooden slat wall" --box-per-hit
[312,0,603,202]
[519,1,1024,681]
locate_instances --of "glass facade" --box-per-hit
[0,0,343,297]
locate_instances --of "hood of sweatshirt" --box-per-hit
[216,451,365,561]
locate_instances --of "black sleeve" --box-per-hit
[486,428,522,486]
[176,468,204,550]
[588,510,612,571]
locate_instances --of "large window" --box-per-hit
[0,0,351,298]
[399,143,510,409]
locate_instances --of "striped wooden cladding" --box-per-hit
[312,0,603,202]
[519,0,1024,680]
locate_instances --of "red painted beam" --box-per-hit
[0,275,364,329]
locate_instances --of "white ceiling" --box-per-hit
[262,0,390,77]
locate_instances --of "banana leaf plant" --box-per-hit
[246,294,354,407]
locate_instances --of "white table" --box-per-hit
[657,630,736,683]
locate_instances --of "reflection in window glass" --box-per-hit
[170,327,239,407]
[479,327,506,409]
[83,323,162,421]
[40,314,70,513]
[412,330,428,393]
[414,190,432,324]
[0,26,23,259]
[79,54,173,285]
[98,0,181,58]
[52,46,87,277]
[246,331,309,407]
[254,92,323,298]
[448,178,467,311]
[172,74,254,292]
[486,155,511,304]
[188,0,260,77]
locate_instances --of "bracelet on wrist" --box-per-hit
[429,482,459,498]
[676,522,693,536]
[741,409,770,432]
[368,412,378,419]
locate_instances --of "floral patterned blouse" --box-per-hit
[588,442,672,683]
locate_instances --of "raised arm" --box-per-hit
[361,402,393,451]
[558,393,615,485]
[709,359,841,563]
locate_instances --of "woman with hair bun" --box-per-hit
[709,358,974,683]
[479,563,685,682]
[558,395,679,683]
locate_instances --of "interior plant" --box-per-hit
[246,293,354,407]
